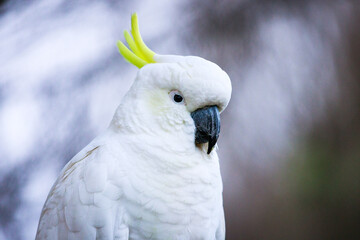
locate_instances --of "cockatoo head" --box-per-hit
[112,14,231,155]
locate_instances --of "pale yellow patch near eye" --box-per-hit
[145,89,170,115]
[145,90,189,133]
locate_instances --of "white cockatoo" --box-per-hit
[36,13,232,240]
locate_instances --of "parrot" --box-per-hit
[35,13,232,240]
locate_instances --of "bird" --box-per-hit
[35,13,232,240]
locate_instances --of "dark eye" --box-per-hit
[173,94,183,103]
[169,90,185,104]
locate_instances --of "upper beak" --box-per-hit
[191,105,220,154]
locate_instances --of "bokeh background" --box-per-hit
[1,0,359,239]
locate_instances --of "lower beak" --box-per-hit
[191,106,220,154]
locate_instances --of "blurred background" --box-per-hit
[0,0,359,239]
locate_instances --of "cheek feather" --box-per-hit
[144,90,192,132]
[146,90,169,115]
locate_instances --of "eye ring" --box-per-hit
[169,90,185,104]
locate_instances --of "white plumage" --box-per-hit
[36,14,231,240]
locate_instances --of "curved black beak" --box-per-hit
[191,106,220,154]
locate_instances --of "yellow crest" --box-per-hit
[117,13,156,68]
